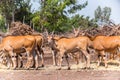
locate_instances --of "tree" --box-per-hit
[0,15,5,31]
[32,0,88,32]
[0,0,32,30]
[14,0,32,25]
[69,14,98,29]
[0,0,15,28]
[32,11,41,31]
[94,6,111,25]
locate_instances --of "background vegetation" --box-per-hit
[0,0,111,33]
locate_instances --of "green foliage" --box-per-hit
[14,0,32,24]
[68,1,88,13]
[69,14,98,29]
[35,0,89,32]
[32,11,41,31]
[0,0,99,33]
[0,0,33,30]
[0,0,21,22]
[0,15,5,32]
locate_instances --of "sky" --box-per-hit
[31,0,40,11]
[31,0,120,24]
[78,0,120,24]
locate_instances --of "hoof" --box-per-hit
[83,67,87,69]
[87,67,90,69]
[105,66,108,68]
[105,64,108,68]
[18,66,22,69]
[57,68,61,70]
[7,67,10,70]
[30,65,35,68]
[25,67,30,70]
[26,68,30,70]
[12,67,17,70]
[53,64,57,66]
[82,67,90,70]
[97,65,99,68]
[18,65,23,68]
[67,67,71,70]
[41,64,44,67]
[14,68,16,70]
[10,67,17,70]
[35,67,38,70]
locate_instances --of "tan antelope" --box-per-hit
[48,35,59,66]
[91,36,120,67]
[47,34,92,70]
[0,34,45,69]
[47,32,81,67]
[0,35,38,69]
[33,34,45,67]
[72,26,86,63]
[46,28,82,66]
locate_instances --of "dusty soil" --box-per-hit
[1,69,120,80]
[0,49,120,80]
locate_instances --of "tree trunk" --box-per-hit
[12,10,15,22]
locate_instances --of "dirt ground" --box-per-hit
[1,69,120,80]
[1,49,120,80]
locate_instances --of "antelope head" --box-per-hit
[46,30,55,44]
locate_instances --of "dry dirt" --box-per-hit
[0,49,120,80]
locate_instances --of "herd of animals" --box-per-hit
[0,28,120,70]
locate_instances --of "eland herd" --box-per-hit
[0,28,120,70]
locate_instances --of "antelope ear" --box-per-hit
[51,30,55,37]
[45,28,49,36]
[0,50,3,56]
[4,48,7,52]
